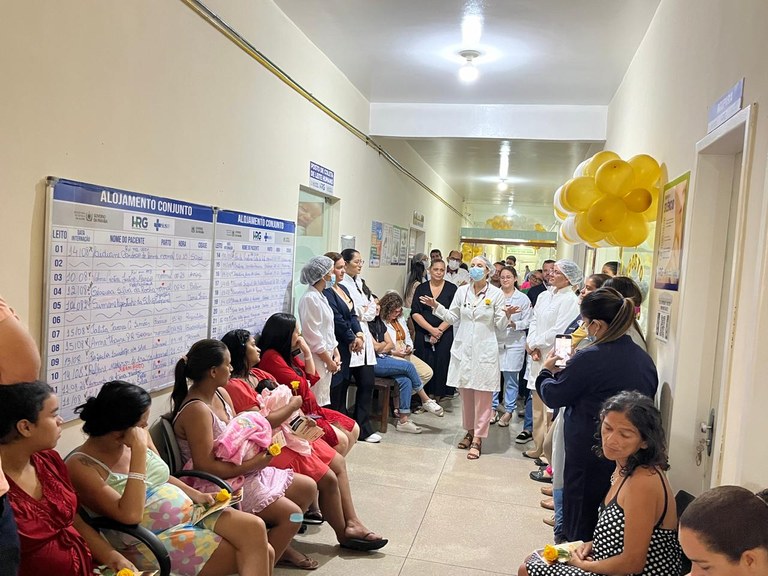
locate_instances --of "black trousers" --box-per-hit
[329,364,376,439]
[0,495,20,576]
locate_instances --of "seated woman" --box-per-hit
[0,382,136,576]
[221,326,388,552]
[170,339,318,570]
[679,485,768,575]
[65,380,273,576]
[519,391,681,576]
[369,294,444,433]
[252,315,359,456]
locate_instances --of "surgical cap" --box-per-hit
[555,259,584,288]
[300,255,334,285]
[472,255,493,270]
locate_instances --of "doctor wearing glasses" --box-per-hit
[420,255,515,460]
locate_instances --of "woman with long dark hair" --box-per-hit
[520,391,681,576]
[535,288,658,542]
[170,339,318,569]
[323,251,379,443]
[66,380,273,576]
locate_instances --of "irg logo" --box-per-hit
[131,216,149,229]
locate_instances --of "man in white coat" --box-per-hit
[524,260,582,463]
[444,250,471,286]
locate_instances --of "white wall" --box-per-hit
[0,0,462,454]
[606,0,768,492]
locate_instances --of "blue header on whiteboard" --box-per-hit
[216,209,296,233]
[50,178,214,222]
[707,78,744,133]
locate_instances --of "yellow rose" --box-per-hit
[268,443,282,456]
[116,569,135,576]
[290,380,300,390]
[484,298,492,305]
[215,489,231,503]
[542,544,559,563]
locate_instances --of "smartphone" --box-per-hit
[554,334,572,367]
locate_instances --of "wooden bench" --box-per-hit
[371,377,396,432]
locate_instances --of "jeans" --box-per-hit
[373,355,423,414]
[524,393,533,432]
[492,371,519,412]
[0,495,20,576]
[553,487,565,543]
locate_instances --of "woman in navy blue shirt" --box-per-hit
[536,287,658,543]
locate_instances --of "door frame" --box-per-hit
[672,104,756,489]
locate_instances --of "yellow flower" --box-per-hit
[542,544,559,563]
[484,298,492,305]
[215,489,231,503]
[290,380,300,390]
[116,569,135,576]
[268,443,282,456]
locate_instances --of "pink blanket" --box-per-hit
[259,386,312,456]
[213,411,273,465]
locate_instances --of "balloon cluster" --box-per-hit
[461,243,484,262]
[553,152,661,247]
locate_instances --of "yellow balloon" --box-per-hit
[554,206,567,222]
[584,151,621,178]
[623,187,653,213]
[575,211,606,243]
[608,212,649,247]
[628,154,661,188]
[642,190,660,222]
[473,245,483,256]
[562,215,579,242]
[595,160,635,196]
[563,177,602,212]
[587,195,627,233]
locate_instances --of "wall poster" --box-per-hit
[369,221,382,268]
[654,172,690,291]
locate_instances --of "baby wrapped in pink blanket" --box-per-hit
[214,411,273,465]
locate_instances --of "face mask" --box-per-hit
[469,267,486,282]
[584,320,596,343]
[448,259,460,271]
[326,274,335,287]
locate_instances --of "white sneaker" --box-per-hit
[422,399,445,417]
[396,420,422,434]
[363,433,382,443]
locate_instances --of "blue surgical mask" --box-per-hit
[584,320,596,343]
[327,275,336,287]
[469,267,486,282]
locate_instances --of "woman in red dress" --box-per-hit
[0,382,135,576]
[257,314,359,456]
[221,328,386,552]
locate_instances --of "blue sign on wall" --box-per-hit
[707,78,744,133]
[309,161,334,194]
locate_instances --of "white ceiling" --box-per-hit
[274,0,661,207]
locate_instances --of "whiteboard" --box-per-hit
[44,178,216,421]
[210,209,295,339]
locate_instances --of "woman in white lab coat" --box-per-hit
[297,255,341,408]
[419,256,513,459]
[493,266,532,427]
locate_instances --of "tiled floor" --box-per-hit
[277,397,553,575]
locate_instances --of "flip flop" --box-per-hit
[340,533,389,551]
[277,552,319,570]
[303,511,325,525]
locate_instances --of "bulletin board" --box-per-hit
[209,209,295,339]
[43,178,295,421]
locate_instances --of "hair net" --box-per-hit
[300,255,334,285]
[555,259,584,288]
[471,255,493,271]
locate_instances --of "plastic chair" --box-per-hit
[149,416,233,492]
[79,507,171,576]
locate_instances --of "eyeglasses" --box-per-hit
[351,259,365,265]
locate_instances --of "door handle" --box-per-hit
[699,409,716,457]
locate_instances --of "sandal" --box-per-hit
[277,552,320,570]
[457,432,473,450]
[490,412,500,425]
[340,532,389,551]
[498,413,512,427]
[467,441,482,460]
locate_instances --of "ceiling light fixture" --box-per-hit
[497,180,508,192]
[458,49,480,83]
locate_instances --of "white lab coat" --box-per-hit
[340,274,377,367]
[434,283,508,392]
[384,316,413,351]
[298,285,337,406]
[497,289,532,373]
[445,267,471,286]
[525,287,580,390]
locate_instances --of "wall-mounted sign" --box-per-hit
[707,78,744,133]
[655,294,672,342]
[412,211,424,229]
[654,172,690,291]
[309,161,334,194]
